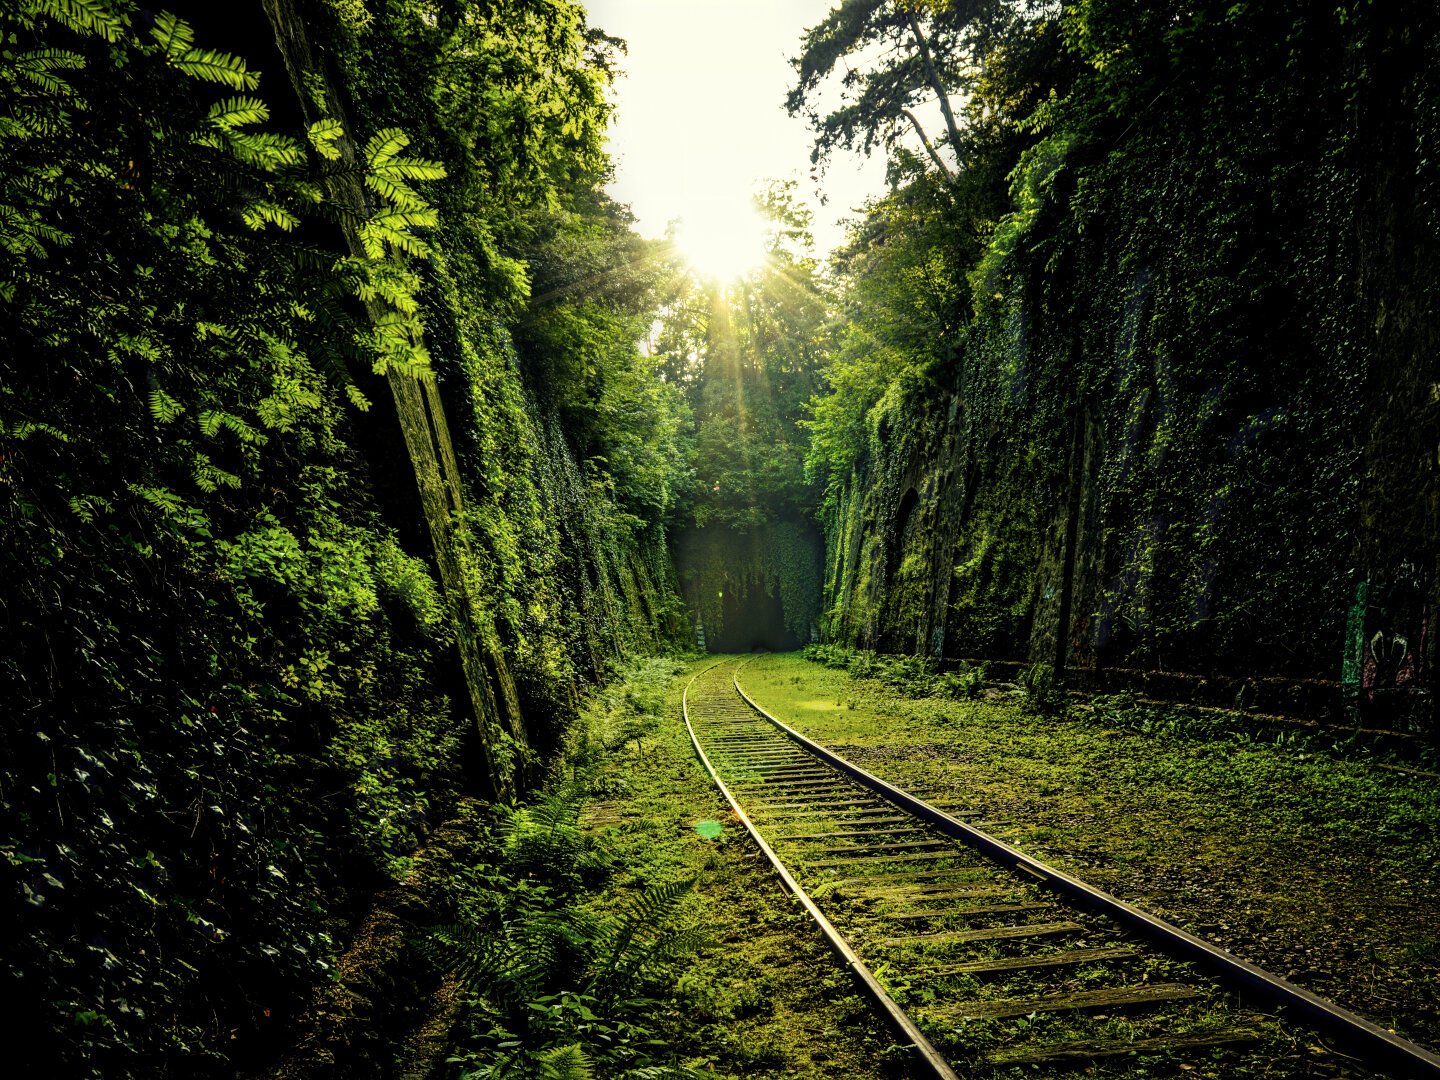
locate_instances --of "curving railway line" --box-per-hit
[682,658,1440,1079]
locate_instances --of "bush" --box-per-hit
[1019,662,1066,716]
[806,645,991,700]
[800,642,855,669]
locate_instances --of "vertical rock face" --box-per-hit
[0,3,687,1075]
[1349,16,1440,731]
[264,0,528,799]
[821,4,1437,730]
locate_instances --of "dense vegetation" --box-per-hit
[662,185,831,652]
[3,0,1437,1075]
[0,0,691,1074]
[793,0,1438,732]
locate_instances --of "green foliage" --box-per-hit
[325,0,689,721]
[0,1,688,1075]
[417,665,711,1079]
[799,0,1437,685]
[787,0,1018,174]
[801,644,989,699]
[1018,661,1065,716]
[660,185,836,650]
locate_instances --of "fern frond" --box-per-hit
[207,95,269,131]
[0,205,72,258]
[197,409,263,445]
[375,157,447,183]
[358,208,438,259]
[193,453,241,493]
[171,46,259,90]
[14,49,86,95]
[616,925,711,982]
[306,117,345,161]
[344,383,371,412]
[7,419,71,442]
[413,923,548,1009]
[150,10,195,58]
[363,172,425,211]
[68,493,114,523]
[130,483,186,517]
[27,0,126,42]
[148,386,184,424]
[593,878,699,986]
[194,321,234,341]
[538,1044,594,1080]
[363,127,410,168]
[206,129,304,171]
[241,200,300,231]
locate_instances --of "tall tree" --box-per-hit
[786,0,1021,179]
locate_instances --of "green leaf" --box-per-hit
[28,0,126,42]
[150,10,195,58]
[193,453,241,493]
[363,127,410,169]
[13,49,86,95]
[241,200,301,232]
[206,95,269,131]
[148,387,185,424]
[170,46,259,90]
[306,117,345,161]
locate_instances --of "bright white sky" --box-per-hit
[583,0,891,273]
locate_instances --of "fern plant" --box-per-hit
[416,874,708,1074]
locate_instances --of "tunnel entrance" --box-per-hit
[709,586,801,653]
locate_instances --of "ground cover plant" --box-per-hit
[419,656,909,1079]
[739,652,1440,1053]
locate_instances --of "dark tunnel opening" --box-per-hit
[709,586,801,653]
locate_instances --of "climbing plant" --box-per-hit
[797,0,1439,693]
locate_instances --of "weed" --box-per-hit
[1017,662,1064,716]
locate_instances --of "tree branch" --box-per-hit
[905,7,964,153]
[901,107,955,179]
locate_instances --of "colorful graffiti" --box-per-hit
[1342,577,1432,728]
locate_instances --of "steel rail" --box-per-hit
[681,662,964,1080]
[732,662,1440,1080]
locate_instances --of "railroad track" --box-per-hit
[683,658,1440,1079]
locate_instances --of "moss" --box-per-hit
[741,653,1440,1054]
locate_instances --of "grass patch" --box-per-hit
[423,655,907,1079]
[739,652,1440,1052]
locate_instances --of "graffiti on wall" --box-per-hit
[1342,576,1432,727]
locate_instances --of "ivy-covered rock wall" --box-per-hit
[820,2,1438,730]
[0,2,685,1076]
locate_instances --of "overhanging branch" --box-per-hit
[901,107,956,179]
[905,7,964,153]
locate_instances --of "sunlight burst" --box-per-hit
[674,203,770,282]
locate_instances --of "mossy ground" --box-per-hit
[572,656,913,1079]
[737,653,1440,1054]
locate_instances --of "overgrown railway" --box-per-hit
[683,659,1440,1078]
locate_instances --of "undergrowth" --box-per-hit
[802,643,988,700]
[416,656,715,1080]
